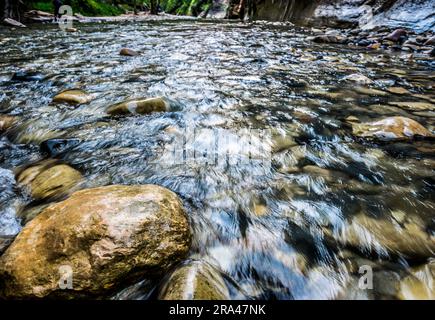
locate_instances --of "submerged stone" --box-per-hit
[53,89,93,105]
[106,97,170,116]
[352,116,432,141]
[17,162,83,201]
[159,260,229,300]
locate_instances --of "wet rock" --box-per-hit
[367,43,381,50]
[40,138,81,157]
[343,74,373,85]
[119,48,139,56]
[373,271,401,298]
[17,162,83,201]
[0,236,14,255]
[3,18,26,28]
[334,213,435,258]
[11,71,45,82]
[0,115,18,132]
[0,184,191,299]
[384,29,407,43]
[310,35,346,44]
[354,87,387,96]
[159,261,229,300]
[107,97,170,116]
[53,89,93,105]
[65,27,78,32]
[389,101,435,112]
[398,262,434,300]
[302,165,349,182]
[423,36,435,46]
[386,87,410,95]
[352,116,433,141]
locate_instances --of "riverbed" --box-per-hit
[0,19,434,299]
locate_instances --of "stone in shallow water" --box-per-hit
[106,97,170,116]
[384,29,407,43]
[343,73,373,85]
[398,262,434,300]
[17,162,83,201]
[386,87,410,95]
[0,115,18,132]
[331,213,435,259]
[0,184,191,299]
[388,101,435,112]
[53,89,93,105]
[159,260,229,300]
[352,116,433,141]
[119,48,139,56]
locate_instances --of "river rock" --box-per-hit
[159,261,229,300]
[310,35,346,44]
[333,213,435,258]
[423,36,435,46]
[398,262,434,300]
[352,116,433,141]
[384,29,407,43]
[0,184,191,299]
[389,101,435,111]
[3,18,26,28]
[53,89,93,105]
[17,162,83,201]
[107,97,170,116]
[386,87,410,95]
[120,48,139,56]
[0,115,18,132]
[343,74,373,85]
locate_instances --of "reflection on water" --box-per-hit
[0,19,434,299]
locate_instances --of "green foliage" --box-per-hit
[27,0,211,16]
[31,2,54,12]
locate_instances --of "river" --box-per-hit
[0,19,434,299]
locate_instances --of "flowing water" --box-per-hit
[0,19,434,299]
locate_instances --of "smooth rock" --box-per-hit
[107,97,169,116]
[159,261,229,300]
[423,36,435,46]
[352,116,433,141]
[53,89,93,105]
[310,35,346,44]
[12,71,45,82]
[0,115,18,132]
[3,18,26,28]
[0,184,191,298]
[343,74,373,85]
[334,213,435,258]
[386,87,410,95]
[384,29,407,42]
[398,262,434,300]
[119,48,139,56]
[389,101,435,111]
[17,162,83,201]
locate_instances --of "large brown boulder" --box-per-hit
[0,184,191,299]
